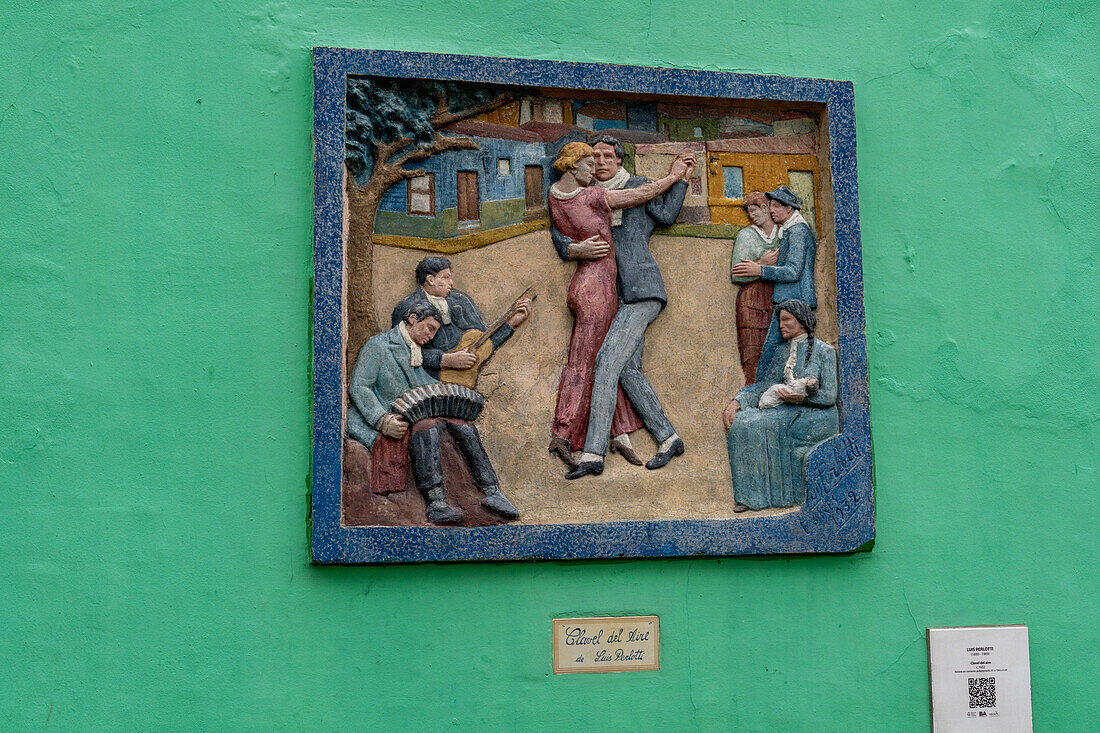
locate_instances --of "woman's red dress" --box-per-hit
[548,186,643,451]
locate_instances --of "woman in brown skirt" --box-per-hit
[731,191,781,384]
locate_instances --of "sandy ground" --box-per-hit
[366,230,835,525]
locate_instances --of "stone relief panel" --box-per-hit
[311,49,872,562]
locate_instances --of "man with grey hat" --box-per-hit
[731,185,817,382]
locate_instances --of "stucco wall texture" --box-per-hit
[2,1,1097,730]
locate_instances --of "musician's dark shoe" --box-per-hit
[565,460,604,480]
[733,502,753,513]
[482,487,519,519]
[426,500,464,524]
[548,435,579,470]
[609,438,644,466]
[645,437,685,470]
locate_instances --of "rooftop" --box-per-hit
[443,120,542,143]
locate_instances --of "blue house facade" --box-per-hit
[374,121,554,243]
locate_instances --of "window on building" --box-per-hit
[693,126,703,138]
[722,166,744,199]
[543,100,563,124]
[407,174,435,216]
[497,158,512,176]
[788,170,817,236]
[704,151,819,228]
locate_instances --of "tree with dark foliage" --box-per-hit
[343,77,513,372]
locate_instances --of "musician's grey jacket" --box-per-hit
[391,288,514,378]
[346,326,436,450]
[551,179,688,307]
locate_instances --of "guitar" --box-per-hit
[438,286,536,389]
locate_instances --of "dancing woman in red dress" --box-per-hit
[547,142,690,469]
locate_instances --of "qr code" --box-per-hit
[968,677,996,708]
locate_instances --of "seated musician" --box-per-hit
[347,302,520,524]
[391,256,532,378]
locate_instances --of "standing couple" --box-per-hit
[546,135,696,479]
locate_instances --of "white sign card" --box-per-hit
[927,625,1032,732]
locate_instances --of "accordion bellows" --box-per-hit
[392,383,486,423]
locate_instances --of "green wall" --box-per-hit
[3,1,1097,730]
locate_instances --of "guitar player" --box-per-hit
[390,256,533,380]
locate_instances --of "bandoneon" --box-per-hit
[391,383,485,424]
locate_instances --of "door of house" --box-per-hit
[524,165,544,211]
[457,170,479,226]
[705,152,819,233]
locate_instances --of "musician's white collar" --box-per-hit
[423,291,451,324]
[396,322,423,368]
[778,209,809,236]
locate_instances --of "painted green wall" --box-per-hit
[2,1,1097,730]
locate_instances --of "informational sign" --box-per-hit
[552,616,659,674]
[927,625,1032,732]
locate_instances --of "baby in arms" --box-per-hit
[757,370,819,409]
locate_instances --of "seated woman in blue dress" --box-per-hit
[722,299,839,512]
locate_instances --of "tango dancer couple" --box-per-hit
[546,135,696,479]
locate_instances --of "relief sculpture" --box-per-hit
[311,49,873,561]
[546,140,695,478]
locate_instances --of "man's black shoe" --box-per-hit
[482,487,520,519]
[564,460,604,480]
[426,500,464,523]
[645,437,685,470]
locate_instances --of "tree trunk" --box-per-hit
[341,102,507,378]
[345,172,382,379]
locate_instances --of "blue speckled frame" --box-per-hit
[311,48,873,563]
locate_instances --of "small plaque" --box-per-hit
[552,616,659,674]
[928,625,1033,732]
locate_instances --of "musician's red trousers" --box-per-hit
[369,432,410,495]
